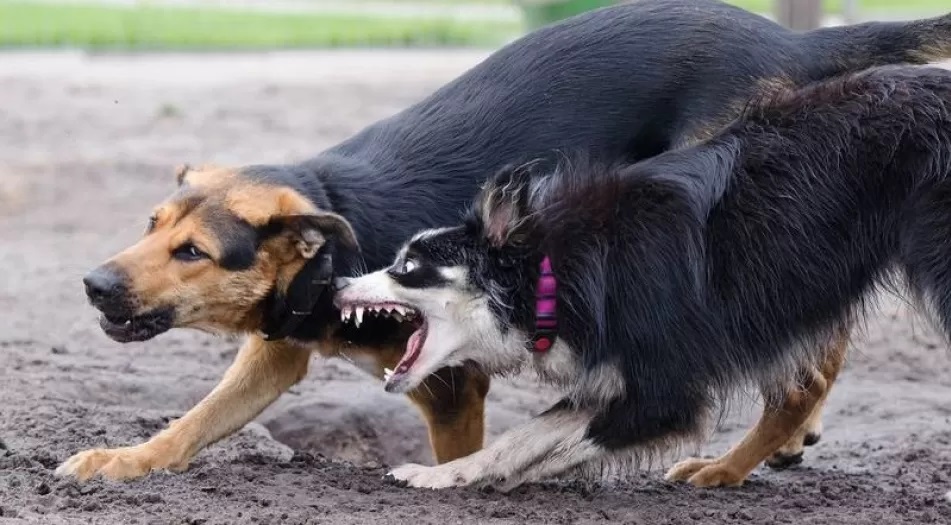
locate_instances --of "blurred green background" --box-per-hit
[0,0,946,50]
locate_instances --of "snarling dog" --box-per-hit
[58,0,951,482]
[336,65,951,490]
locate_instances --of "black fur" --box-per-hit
[410,65,951,452]
[246,0,951,341]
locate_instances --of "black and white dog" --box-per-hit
[336,65,951,489]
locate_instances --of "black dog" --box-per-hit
[62,0,951,482]
[336,65,951,489]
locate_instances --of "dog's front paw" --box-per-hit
[387,463,470,489]
[55,445,184,482]
[665,457,747,488]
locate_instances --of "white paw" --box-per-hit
[387,463,471,489]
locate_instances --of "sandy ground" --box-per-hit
[3,50,951,524]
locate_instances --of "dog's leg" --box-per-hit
[407,366,490,463]
[665,336,847,487]
[56,336,310,482]
[765,389,830,469]
[388,402,601,489]
[766,335,847,469]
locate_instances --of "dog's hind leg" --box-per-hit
[765,385,832,469]
[666,334,847,487]
[767,331,850,469]
[56,336,310,482]
[407,365,490,463]
[387,401,602,489]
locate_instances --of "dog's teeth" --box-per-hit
[341,310,348,322]
[392,312,404,322]
[355,307,364,326]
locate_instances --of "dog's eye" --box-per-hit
[173,243,208,262]
[389,258,419,276]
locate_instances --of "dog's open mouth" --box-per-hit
[98,307,174,343]
[338,302,427,390]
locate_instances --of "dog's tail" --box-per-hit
[800,12,951,79]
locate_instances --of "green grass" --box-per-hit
[727,0,948,15]
[0,1,522,50]
[0,1,946,51]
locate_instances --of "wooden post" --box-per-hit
[774,0,823,31]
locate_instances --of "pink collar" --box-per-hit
[531,256,557,353]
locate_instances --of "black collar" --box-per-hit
[261,246,336,341]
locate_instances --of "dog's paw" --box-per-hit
[765,449,804,470]
[665,458,746,488]
[55,446,180,482]
[767,414,822,470]
[387,463,470,489]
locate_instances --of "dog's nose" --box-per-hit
[83,265,126,304]
[333,277,352,291]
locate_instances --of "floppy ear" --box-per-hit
[477,164,534,247]
[275,212,360,258]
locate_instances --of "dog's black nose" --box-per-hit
[83,266,125,305]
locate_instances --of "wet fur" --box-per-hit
[60,0,951,481]
[360,66,951,488]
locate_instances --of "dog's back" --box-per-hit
[317,0,951,270]
[533,65,951,400]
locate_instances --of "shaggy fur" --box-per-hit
[336,65,951,489]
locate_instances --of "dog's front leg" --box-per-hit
[388,402,602,490]
[56,336,310,482]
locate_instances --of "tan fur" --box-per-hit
[665,333,848,487]
[57,166,489,482]
[768,394,827,463]
[409,369,489,464]
[57,333,488,481]
[177,164,236,188]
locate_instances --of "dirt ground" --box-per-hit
[3,51,951,525]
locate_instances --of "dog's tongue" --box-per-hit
[386,326,425,389]
[398,328,424,373]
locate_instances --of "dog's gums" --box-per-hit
[338,302,427,391]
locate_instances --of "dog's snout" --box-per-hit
[333,277,352,291]
[83,265,127,305]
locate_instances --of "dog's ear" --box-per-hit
[273,212,360,258]
[175,164,234,188]
[477,164,534,247]
[174,164,192,186]
[229,184,360,259]
[269,187,359,257]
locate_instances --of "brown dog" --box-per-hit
[55,166,490,481]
